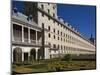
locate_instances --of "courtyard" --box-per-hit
[12,59,96,74]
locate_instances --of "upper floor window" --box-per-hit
[61,24,62,27]
[64,33,65,37]
[41,4,44,9]
[58,30,59,34]
[48,26,50,31]
[53,44,56,48]
[53,20,55,23]
[53,13,55,17]
[66,39,67,42]
[61,45,62,49]
[48,17,50,20]
[48,3,50,5]
[54,35,55,39]
[58,37,59,40]
[53,28,55,33]
[66,34,67,37]
[48,33,51,38]
[64,46,65,50]
[61,38,62,41]
[64,39,65,42]
[48,9,50,14]
[58,23,59,26]
[58,45,59,49]
[42,23,44,28]
[42,13,44,17]
[61,32,62,36]
[48,43,51,46]
[53,6,55,9]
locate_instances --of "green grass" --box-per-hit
[12,60,96,74]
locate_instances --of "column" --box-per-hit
[12,24,14,41]
[12,48,13,62]
[36,30,37,44]
[22,52,24,61]
[22,26,24,42]
[28,52,30,61]
[28,28,30,43]
[35,48,38,60]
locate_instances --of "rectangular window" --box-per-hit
[61,32,62,36]
[48,17,50,20]
[53,13,55,17]
[42,23,44,28]
[48,9,50,14]
[48,33,51,38]
[48,3,50,5]
[58,30,59,34]
[53,28,55,33]
[42,13,44,17]
[58,37,59,40]
[61,38,62,41]
[41,4,44,9]
[54,35,55,39]
[53,6,55,9]
[48,26,50,31]
[53,20,55,23]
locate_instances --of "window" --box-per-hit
[48,43,51,46]
[53,6,55,9]
[48,17,50,20]
[53,13,55,17]
[61,45,62,49]
[66,39,67,42]
[53,20,55,23]
[66,34,67,37]
[58,23,59,26]
[48,9,50,14]
[64,39,65,42]
[58,45,59,49]
[61,38,62,41]
[42,23,44,28]
[48,3,50,5]
[58,30,59,34]
[48,26,50,31]
[42,13,44,17]
[53,28,55,33]
[66,47,67,50]
[61,25,62,27]
[48,33,51,38]
[58,37,59,40]
[41,4,44,9]
[61,32,62,36]
[64,46,65,50]
[64,33,65,37]
[53,44,56,48]
[54,35,55,39]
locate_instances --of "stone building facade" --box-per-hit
[12,2,95,62]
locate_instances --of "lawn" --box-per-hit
[12,59,96,74]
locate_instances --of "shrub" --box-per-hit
[62,54,72,61]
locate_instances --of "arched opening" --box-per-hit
[38,49,42,59]
[13,47,22,62]
[30,48,36,60]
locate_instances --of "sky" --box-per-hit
[12,1,96,39]
[57,4,96,39]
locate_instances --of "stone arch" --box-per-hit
[30,48,36,60]
[13,47,22,62]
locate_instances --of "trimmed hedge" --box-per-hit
[62,54,72,61]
